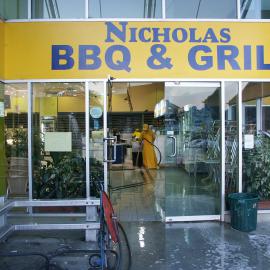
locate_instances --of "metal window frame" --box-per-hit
[238,81,243,193]
[85,0,89,19]
[85,81,90,198]
[162,0,166,19]
[103,81,108,193]
[237,0,241,19]
[27,0,31,20]
[3,78,270,222]
[5,0,270,22]
[221,81,226,221]
[256,97,262,134]
[27,82,33,201]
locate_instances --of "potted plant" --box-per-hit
[6,128,28,195]
[243,135,270,201]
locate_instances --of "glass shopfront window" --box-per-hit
[32,0,85,19]
[242,82,270,210]
[32,82,86,199]
[0,0,28,19]
[3,83,28,197]
[166,0,237,19]
[262,97,270,131]
[241,0,270,19]
[89,0,162,18]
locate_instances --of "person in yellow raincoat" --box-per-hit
[141,124,158,169]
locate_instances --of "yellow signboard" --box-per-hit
[0,20,4,80]
[4,21,270,79]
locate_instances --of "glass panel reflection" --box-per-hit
[32,0,85,19]
[89,0,162,18]
[241,0,270,19]
[4,83,28,197]
[32,82,86,199]
[0,0,28,19]
[166,0,237,19]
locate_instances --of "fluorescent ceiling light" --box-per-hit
[166,82,220,88]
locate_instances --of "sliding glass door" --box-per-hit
[165,82,221,221]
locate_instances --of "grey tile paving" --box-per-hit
[1,222,270,269]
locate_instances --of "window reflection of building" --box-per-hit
[241,0,270,19]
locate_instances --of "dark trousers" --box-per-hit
[132,152,143,167]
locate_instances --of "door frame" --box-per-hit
[102,79,234,222]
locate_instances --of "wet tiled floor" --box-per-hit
[110,168,164,221]
[1,221,270,269]
[110,167,219,221]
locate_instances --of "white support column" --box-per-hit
[85,81,98,242]
[237,0,241,19]
[221,81,226,222]
[85,0,89,19]
[238,82,243,193]
[162,0,166,19]
[85,82,90,199]
[27,0,31,20]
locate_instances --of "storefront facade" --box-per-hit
[1,0,270,226]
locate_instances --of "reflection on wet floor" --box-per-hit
[2,222,270,270]
[164,168,220,217]
[109,167,219,221]
[109,168,164,221]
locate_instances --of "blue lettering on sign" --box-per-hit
[79,45,101,70]
[189,28,202,43]
[188,45,213,70]
[105,22,128,42]
[105,45,131,72]
[50,23,269,73]
[257,45,270,70]
[202,28,219,43]
[172,28,188,43]
[147,44,173,69]
[244,45,252,70]
[52,45,74,70]
[220,28,231,43]
[139,27,152,42]
[217,45,240,70]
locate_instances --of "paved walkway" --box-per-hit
[1,221,270,269]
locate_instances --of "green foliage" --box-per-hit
[5,128,28,158]
[34,152,86,199]
[33,149,104,199]
[243,135,270,199]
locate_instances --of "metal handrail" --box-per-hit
[0,198,100,241]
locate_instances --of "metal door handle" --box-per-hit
[168,135,176,157]
[104,137,117,162]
